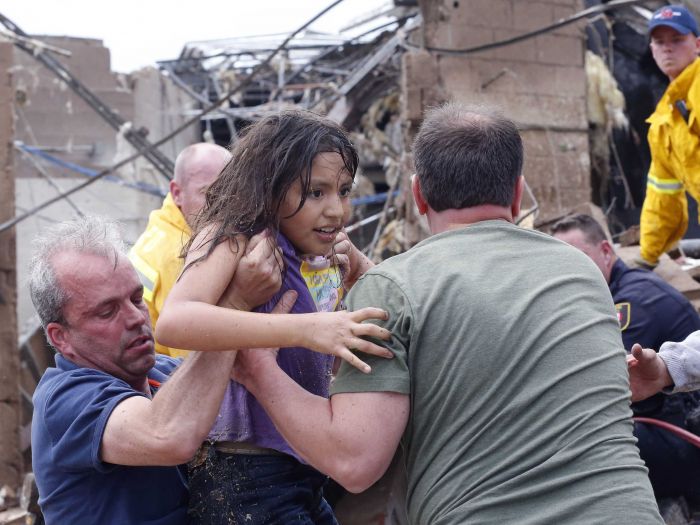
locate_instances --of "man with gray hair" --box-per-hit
[231,103,663,523]
[130,143,232,357]
[30,216,284,524]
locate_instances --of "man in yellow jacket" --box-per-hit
[640,5,700,267]
[129,143,231,357]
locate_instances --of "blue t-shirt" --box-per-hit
[32,354,188,524]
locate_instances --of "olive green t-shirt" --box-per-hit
[332,221,661,525]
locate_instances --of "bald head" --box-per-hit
[171,143,231,226]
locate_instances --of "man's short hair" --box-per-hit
[29,216,125,331]
[550,213,608,245]
[412,102,523,211]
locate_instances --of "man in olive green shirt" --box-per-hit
[233,103,663,524]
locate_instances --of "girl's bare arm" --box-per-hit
[157,228,392,372]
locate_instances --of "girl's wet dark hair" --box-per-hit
[185,109,359,262]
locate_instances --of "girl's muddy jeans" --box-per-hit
[188,444,338,525]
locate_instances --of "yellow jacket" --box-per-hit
[640,58,700,264]
[129,193,191,358]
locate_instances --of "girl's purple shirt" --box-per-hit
[207,233,343,460]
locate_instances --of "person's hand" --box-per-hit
[299,308,393,373]
[220,231,283,311]
[673,255,687,266]
[330,230,373,288]
[232,290,297,386]
[627,343,673,401]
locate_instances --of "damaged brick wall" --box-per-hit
[12,36,199,335]
[0,40,21,488]
[12,36,134,173]
[12,36,198,181]
[403,0,589,225]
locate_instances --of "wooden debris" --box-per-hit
[0,508,32,525]
[616,225,640,247]
[0,486,16,512]
[19,474,38,520]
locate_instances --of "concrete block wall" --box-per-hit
[12,37,135,171]
[11,36,198,178]
[0,41,21,488]
[130,66,197,164]
[124,66,199,190]
[403,0,589,222]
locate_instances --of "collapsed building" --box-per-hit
[1,0,700,523]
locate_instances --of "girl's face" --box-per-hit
[279,152,353,256]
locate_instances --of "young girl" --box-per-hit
[156,110,390,524]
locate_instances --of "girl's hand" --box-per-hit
[302,308,393,373]
[330,231,374,289]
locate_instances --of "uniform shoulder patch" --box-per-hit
[615,302,631,331]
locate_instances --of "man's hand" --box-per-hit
[220,231,283,311]
[331,230,374,289]
[627,343,674,401]
[232,290,298,386]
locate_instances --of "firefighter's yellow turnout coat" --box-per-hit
[641,58,700,265]
[129,193,191,358]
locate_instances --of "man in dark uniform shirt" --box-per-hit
[553,213,700,503]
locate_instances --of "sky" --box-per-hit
[1,0,391,72]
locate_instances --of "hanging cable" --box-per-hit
[15,143,165,197]
[634,417,700,449]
